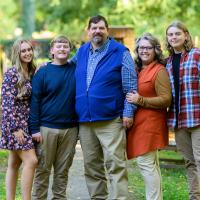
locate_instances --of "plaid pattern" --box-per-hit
[166,48,200,128]
[122,51,137,117]
[87,39,137,118]
[87,40,109,88]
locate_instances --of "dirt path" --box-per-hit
[48,142,135,200]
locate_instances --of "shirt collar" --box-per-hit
[89,38,110,54]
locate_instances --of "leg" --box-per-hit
[79,123,108,200]
[136,151,162,200]
[191,126,200,199]
[175,128,200,200]
[97,117,129,200]
[6,151,22,200]
[17,149,38,200]
[32,127,58,200]
[52,127,78,200]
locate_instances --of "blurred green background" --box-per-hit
[1,0,200,41]
[0,0,200,79]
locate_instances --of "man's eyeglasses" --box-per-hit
[138,46,154,51]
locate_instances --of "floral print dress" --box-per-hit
[0,67,35,150]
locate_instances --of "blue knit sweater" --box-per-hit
[29,62,77,134]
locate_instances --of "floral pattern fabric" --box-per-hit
[0,67,35,150]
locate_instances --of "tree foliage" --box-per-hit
[0,0,200,43]
[35,0,118,40]
[0,0,19,39]
[108,0,200,40]
[35,0,200,42]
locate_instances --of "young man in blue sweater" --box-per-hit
[29,35,78,200]
[73,15,137,199]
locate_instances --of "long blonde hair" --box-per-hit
[166,21,194,55]
[11,39,36,96]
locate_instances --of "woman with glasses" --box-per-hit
[166,21,200,200]
[126,33,172,200]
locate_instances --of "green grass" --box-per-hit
[0,150,8,199]
[0,150,8,164]
[0,150,21,200]
[159,150,183,160]
[0,149,189,200]
[128,150,189,200]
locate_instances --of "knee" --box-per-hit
[24,157,38,168]
[8,161,21,170]
[31,157,38,168]
[32,157,38,167]
[8,155,22,170]
[137,157,158,173]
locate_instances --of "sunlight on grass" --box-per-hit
[159,150,183,160]
[0,150,21,199]
[0,149,8,171]
[128,150,189,200]
[0,149,189,199]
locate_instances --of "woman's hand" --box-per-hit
[13,129,25,145]
[126,92,139,104]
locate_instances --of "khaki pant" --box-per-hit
[32,126,78,200]
[175,126,200,200]
[79,117,129,200]
[136,151,163,200]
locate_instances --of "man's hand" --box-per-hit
[123,117,133,129]
[35,62,48,73]
[32,132,43,143]
[13,129,25,145]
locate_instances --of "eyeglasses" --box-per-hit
[138,46,154,51]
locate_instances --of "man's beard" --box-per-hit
[92,34,104,45]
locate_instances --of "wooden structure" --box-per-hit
[82,26,135,52]
[159,131,184,168]
[108,26,134,52]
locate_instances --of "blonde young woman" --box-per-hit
[126,33,171,200]
[166,21,200,200]
[0,39,38,200]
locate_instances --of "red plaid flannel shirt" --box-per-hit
[166,48,200,128]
